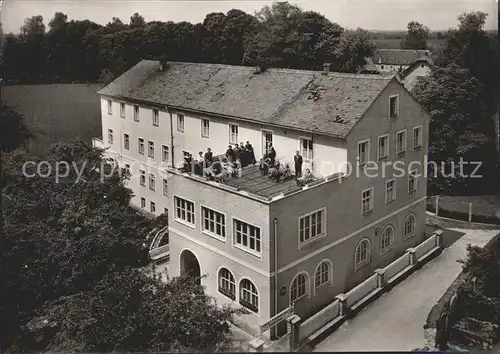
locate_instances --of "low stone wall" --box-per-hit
[293,230,444,351]
[426,212,500,230]
[252,231,445,352]
[383,252,410,281]
[415,234,437,260]
[298,300,339,342]
[345,273,378,307]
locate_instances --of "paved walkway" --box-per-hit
[313,228,500,352]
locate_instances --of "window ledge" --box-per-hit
[403,233,415,242]
[354,260,370,272]
[362,209,373,217]
[239,299,258,313]
[218,288,236,301]
[299,233,326,249]
[396,151,406,157]
[385,199,396,206]
[234,244,261,259]
[378,156,389,162]
[413,146,422,151]
[291,294,308,303]
[202,230,226,243]
[174,218,196,229]
[314,281,332,294]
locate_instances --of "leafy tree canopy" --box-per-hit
[400,21,429,49]
[2,141,242,352]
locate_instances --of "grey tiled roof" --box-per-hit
[373,49,431,66]
[99,60,394,138]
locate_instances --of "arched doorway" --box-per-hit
[180,249,201,285]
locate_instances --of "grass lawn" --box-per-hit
[1,84,103,156]
[428,195,500,223]
[373,38,445,50]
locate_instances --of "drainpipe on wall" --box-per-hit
[273,218,278,340]
[168,109,175,167]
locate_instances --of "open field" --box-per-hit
[373,38,446,50]
[1,84,103,156]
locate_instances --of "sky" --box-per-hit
[2,0,498,34]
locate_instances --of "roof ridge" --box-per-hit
[138,59,393,78]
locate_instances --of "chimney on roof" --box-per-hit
[323,63,331,74]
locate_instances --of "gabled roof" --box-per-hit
[401,57,434,77]
[99,60,394,138]
[373,49,431,66]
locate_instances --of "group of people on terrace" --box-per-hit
[180,141,313,185]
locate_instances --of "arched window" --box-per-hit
[218,268,236,300]
[404,214,416,238]
[290,273,308,302]
[380,226,394,253]
[314,261,332,289]
[240,279,258,313]
[355,238,371,269]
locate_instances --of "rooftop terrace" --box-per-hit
[168,161,339,202]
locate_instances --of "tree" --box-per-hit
[2,141,241,351]
[20,15,46,37]
[334,28,375,73]
[400,21,429,49]
[0,104,32,152]
[412,65,495,195]
[130,13,146,28]
[436,12,498,115]
[48,12,68,31]
[105,17,128,33]
[32,269,244,352]
[243,2,343,69]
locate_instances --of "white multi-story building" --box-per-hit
[94,60,430,336]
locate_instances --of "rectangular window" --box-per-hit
[107,100,112,115]
[124,133,130,150]
[149,173,155,191]
[134,105,139,121]
[201,206,226,239]
[361,188,373,215]
[148,141,154,158]
[300,137,313,160]
[163,179,168,196]
[139,170,146,186]
[162,145,169,162]
[234,219,261,255]
[385,179,396,203]
[299,209,325,246]
[413,126,422,150]
[408,169,417,196]
[108,129,113,144]
[357,140,370,166]
[140,197,146,208]
[396,130,407,155]
[120,102,125,118]
[229,124,238,144]
[138,138,145,155]
[201,119,210,138]
[152,109,159,127]
[377,135,389,159]
[177,114,184,132]
[150,201,156,213]
[389,95,399,118]
[174,196,195,226]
